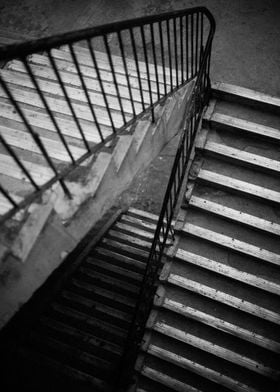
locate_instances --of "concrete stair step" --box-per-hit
[163,261,280,325]
[29,53,157,103]
[52,47,169,93]
[93,245,146,273]
[200,139,280,175]
[0,97,109,144]
[157,284,280,353]
[85,256,143,284]
[0,121,85,162]
[68,278,136,313]
[16,345,110,391]
[61,45,176,84]
[0,80,126,128]
[138,353,229,392]
[48,301,127,343]
[144,332,275,392]
[75,266,140,297]
[182,222,280,267]
[27,330,114,379]
[149,307,280,379]
[8,59,149,105]
[197,168,280,206]
[176,247,280,296]
[188,194,280,237]
[1,66,139,116]
[209,112,280,144]
[212,82,280,115]
[60,288,132,323]
[37,315,122,360]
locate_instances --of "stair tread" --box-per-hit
[159,285,280,353]
[165,268,280,325]
[108,228,152,248]
[69,277,136,309]
[94,246,146,272]
[210,112,280,143]
[149,310,280,380]
[0,152,53,185]
[8,59,152,105]
[28,330,113,373]
[52,47,170,91]
[50,301,127,335]
[189,194,280,237]
[1,67,139,116]
[0,81,126,128]
[198,168,280,205]
[61,45,175,83]
[76,265,140,295]
[140,354,230,392]
[182,222,280,266]
[38,315,122,357]
[85,256,143,283]
[146,336,274,392]
[176,247,280,295]
[17,345,110,391]
[59,289,132,323]
[128,207,160,222]
[202,139,280,174]
[0,122,85,162]
[0,98,108,143]
[212,82,280,113]
[29,53,159,101]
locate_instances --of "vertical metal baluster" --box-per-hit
[103,34,126,126]
[0,73,71,197]
[117,30,136,117]
[186,14,189,79]
[0,184,18,209]
[22,59,75,164]
[159,21,167,96]
[191,13,194,77]
[180,16,184,83]
[150,23,160,100]
[69,44,104,143]
[196,12,199,73]
[48,50,90,152]
[0,133,39,190]
[129,28,145,112]
[166,19,173,90]
[140,25,154,122]
[87,38,116,133]
[173,17,178,87]
[200,12,204,66]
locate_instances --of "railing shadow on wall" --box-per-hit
[0,7,213,224]
[116,7,215,390]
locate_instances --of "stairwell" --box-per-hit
[2,6,280,392]
[0,32,194,328]
[1,207,172,391]
[135,83,280,392]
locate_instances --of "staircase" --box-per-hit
[1,207,172,392]
[135,83,280,392]
[0,43,174,218]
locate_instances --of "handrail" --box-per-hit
[0,7,213,224]
[117,7,215,389]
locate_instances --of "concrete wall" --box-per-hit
[0,80,195,330]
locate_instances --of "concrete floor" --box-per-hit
[0,0,279,215]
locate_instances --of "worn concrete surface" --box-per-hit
[0,0,279,215]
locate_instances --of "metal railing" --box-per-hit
[0,7,210,223]
[117,7,215,389]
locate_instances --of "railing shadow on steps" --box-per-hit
[116,7,215,391]
[0,6,212,224]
